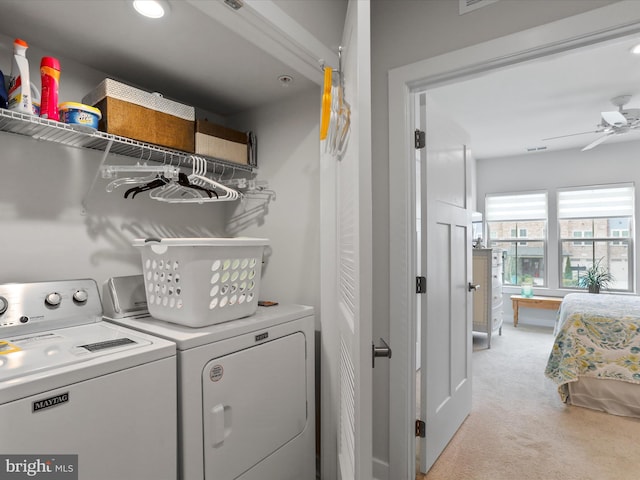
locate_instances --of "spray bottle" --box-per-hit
[7,38,33,115]
[40,56,60,120]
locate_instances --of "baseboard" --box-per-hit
[373,456,389,480]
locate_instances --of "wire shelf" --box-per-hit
[0,109,255,173]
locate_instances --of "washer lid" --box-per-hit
[0,322,175,402]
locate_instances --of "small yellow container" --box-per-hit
[59,101,102,130]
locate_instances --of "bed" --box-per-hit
[545,292,640,418]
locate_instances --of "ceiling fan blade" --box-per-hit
[542,130,602,141]
[581,133,612,151]
[601,110,627,127]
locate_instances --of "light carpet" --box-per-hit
[417,322,640,480]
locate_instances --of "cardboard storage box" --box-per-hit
[82,79,195,152]
[195,120,249,165]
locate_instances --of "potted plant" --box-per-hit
[578,258,614,293]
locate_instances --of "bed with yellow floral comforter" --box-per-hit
[545,293,640,413]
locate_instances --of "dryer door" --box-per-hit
[202,332,307,480]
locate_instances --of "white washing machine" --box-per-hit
[0,279,177,480]
[103,275,316,480]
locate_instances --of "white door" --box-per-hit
[320,1,372,479]
[418,92,473,473]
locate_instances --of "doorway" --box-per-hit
[389,4,640,479]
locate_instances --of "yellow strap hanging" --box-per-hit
[320,66,332,140]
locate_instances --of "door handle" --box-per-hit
[372,338,392,368]
[468,282,480,292]
[209,404,231,447]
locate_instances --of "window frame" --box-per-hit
[485,191,548,287]
[557,184,635,293]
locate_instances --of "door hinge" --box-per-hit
[415,419,426,438]
[416,276,426,294]
[414,129,425,149]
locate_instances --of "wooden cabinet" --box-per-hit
[472,248,503,348]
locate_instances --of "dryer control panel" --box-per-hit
[0,279,102,336]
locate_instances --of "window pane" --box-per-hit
[515,221,545,239]
[491,241,516,285]
[517,241,545,286]
[560,241,591,287]
[490,240,545,286]
[560,240,630,290]
[488,221,516,240]
[559,219,593,238]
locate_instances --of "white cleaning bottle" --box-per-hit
[8,38,33,115]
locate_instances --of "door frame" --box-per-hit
[388,3,640,478]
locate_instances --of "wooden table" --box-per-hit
[510,295,563,327]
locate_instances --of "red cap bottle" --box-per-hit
[40,56,61,121]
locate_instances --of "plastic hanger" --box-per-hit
[102,164,181,192]
[150,156,240,203]
[149,172,218,203]
[124,175,170,198]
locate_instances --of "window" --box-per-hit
[611,229,629,246]
[572,230,593,246]
[558,184,634,291]
[486,192,547,287]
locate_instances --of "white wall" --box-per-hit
[370,0,619,471]
[477,139,640,327]
[228,88,321,315]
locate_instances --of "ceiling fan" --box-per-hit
[543,95,640,151]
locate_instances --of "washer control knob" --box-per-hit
[73,289,88,303]
[45,292,62,307]
[0,296,7,315]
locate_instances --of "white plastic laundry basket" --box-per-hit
[133,237,269,327]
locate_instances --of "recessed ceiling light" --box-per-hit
[278,75,294,87]
[630,43,640,55]
[133,0,167,19]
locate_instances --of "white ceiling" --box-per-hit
[427,33,640,159]
[0,0,346,116]
[1,1,639,159]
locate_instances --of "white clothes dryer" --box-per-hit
[0,279,177,480]
[104,275,316,480]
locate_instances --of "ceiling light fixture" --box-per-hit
[630,43,640,55]
[132,0,167,19]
